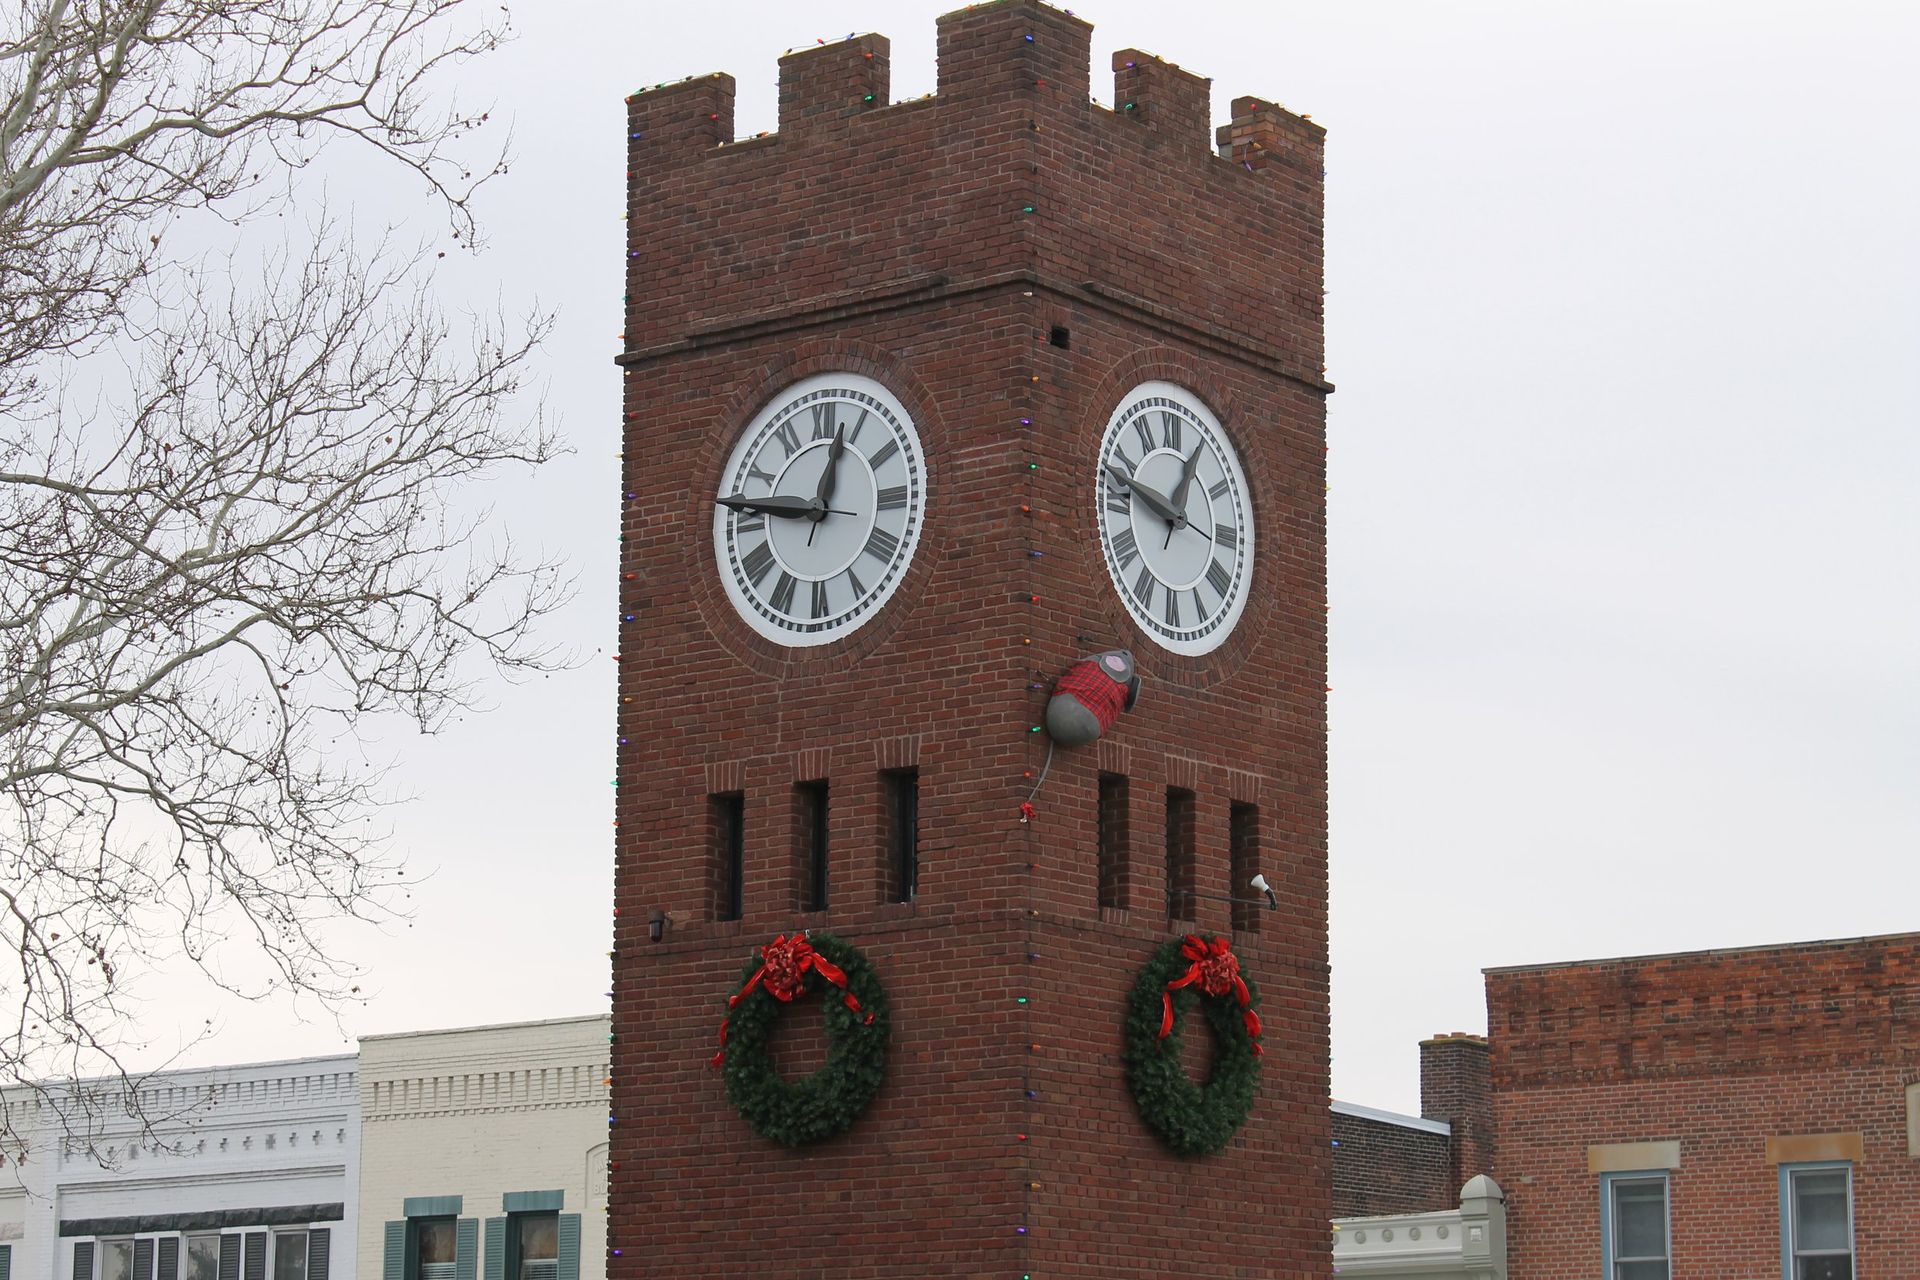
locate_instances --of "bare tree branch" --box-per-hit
[0,0,566,1159]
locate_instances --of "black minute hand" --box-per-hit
[717,493,854,519]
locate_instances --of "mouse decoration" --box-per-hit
[1022,649,1142,823]
[1044,649,1141,746]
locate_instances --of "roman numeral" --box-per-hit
[748,464,775,487]
[847,408,869,445]
[810,578,829,619]
[1111,526,1139,569]
[876,485,909,511]
[864,525,901,563]
[1215,523,1238,551]
[1160,412,1182,450]
[1133,418,1155,454]
[769,571,798,614]
[1205,558,1232,597]
[1105,485,1131,516]
[1163,590,1181,629]
[736,514,765,534]
[1112,446,1136,473]
[810,404,837,439]
[1131,564,1155,608]
[1192,588,1212,622]
[867,438,899,470]
[773,420,801,456]
[1207,478,1230,500]
[740,541,775,587]
[846,567,866,599]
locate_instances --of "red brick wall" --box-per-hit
[610,3,1328,1277]
[1331,1110,1453,1217]
[1488,934,1920,1278]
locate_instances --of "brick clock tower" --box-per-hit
[610,3,1329,1276]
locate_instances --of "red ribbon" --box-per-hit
[1158,935,1262,1057]
[711,933,874,1067]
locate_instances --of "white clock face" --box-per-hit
[1095,382,1254,656]
[713,373,927,646]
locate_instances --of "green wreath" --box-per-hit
[711,931,890,1148]
[1122,933,1263,1157]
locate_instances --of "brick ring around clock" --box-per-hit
[1123,934,1263,1156]
[710,931,890,1147]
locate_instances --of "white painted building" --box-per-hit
[355,1018,606,1280]
[0,1057,360,1280]
[1333,1176,1508,1279]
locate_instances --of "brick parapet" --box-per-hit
[1488,932,1920,1089]
[620,2,1323,386]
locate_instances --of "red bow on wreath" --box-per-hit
[712,933,874,1068]
[1159,934,1263,1057]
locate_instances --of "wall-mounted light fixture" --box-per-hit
[1167,875,1280,918]
[648,910,667,943]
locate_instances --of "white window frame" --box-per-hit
[96,1239,136,1280]
[183,1235,222,1280]
[1599,1170,1671,1279]
[1780,1161,1854,1279]
[269,1232,307,1280]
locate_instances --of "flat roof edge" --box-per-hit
[1483,929,1920,977]
[1331,1100,1451,1136]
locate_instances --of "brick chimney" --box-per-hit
[1421,1032,1493,1189]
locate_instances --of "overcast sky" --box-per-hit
[134,0,1919,1117]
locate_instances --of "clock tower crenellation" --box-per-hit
[613,3,1329,1276]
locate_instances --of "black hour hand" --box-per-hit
[814,424,845,508]
[1171,443,1204,512]
[1110,471,1184,524]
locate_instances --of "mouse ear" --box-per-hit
[1124,672,1142,712]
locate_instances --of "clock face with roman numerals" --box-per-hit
[1095,382,1254,657]
[712,373,927,646]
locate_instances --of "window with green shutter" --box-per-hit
[1,1241,13,1280]
[304,1231,328,1280]
[382,1224,405,1280]
[553,1217,579,1280]
[73,1240,95,1280]
[156,1238,179,1280]
[506,1215,556,1280]
[217,1235,240,1280]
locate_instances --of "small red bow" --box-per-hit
[712,933,873,1067]
[1159,935,1262,1056]
[1019,801,1037,824]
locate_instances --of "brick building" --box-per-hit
[609,2,1330,1276]
[1488,931,1920,1278]
[1332,1034,1492,1218]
